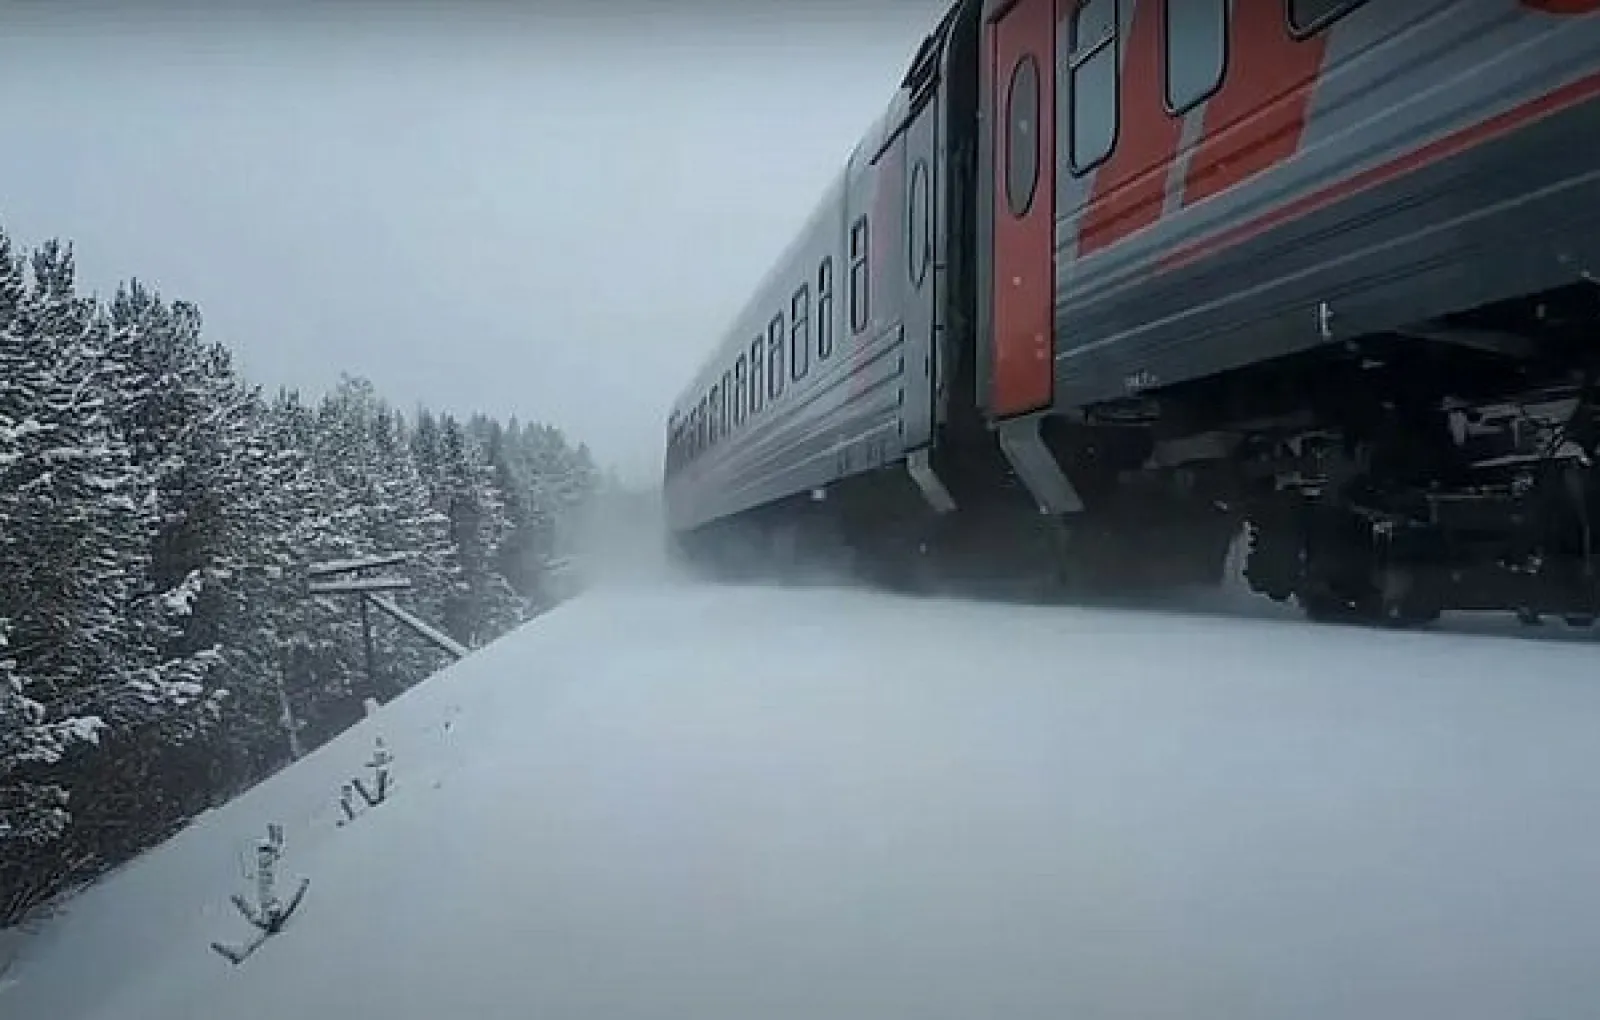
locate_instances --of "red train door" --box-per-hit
[988,0,1056,418]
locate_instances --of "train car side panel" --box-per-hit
[663,176,849,533]
[664,82,931,536]
[1047,0,1600,409]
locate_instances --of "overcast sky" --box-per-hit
[0,0,947,485]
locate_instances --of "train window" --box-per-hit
[711,383,723,445]
[721,369,733,436]
[695,397,707,456]
[1165,0,1226,114]
[817,258,835,359]
[749,336,765,415]
[1006,55,1040,218]
[790,284,810,381]
[734,354,747,427]
[767,313,786,401]
[849,216,869,334]
[1287,0,1363,35]
[908,157,932,284]
[1076,0,1116,40]
[1069,0,1118,173]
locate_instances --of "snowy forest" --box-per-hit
[0,228,601,925]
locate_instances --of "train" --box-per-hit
[663,0,1600,626]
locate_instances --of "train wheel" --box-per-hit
[1292,501,1441,628]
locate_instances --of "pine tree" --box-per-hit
[0,239,195,892]
[435,416,521,645]
[276,387,370,739]
[367,403,456,685]
[482,418,542,603]
[0,242,174,726]
[306,378,459,696]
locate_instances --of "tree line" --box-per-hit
[0,227,598,924]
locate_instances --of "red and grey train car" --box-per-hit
[665,0,1600,625]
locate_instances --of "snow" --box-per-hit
[158,570,204,617]
[6,579,1600,1019]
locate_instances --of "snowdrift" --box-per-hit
[5,581,1600,1020]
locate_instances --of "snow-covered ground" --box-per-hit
[5,578,1600,1020]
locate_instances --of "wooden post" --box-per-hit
[359,594,381,703]
[274,654,302,761]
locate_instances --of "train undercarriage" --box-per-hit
[1226,381,1599,627]
[1017,282,1600,627]
[674,284,1600,629]
[1156,283,1600,627]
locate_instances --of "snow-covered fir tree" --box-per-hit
[432,415,522,646]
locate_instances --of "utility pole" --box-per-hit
[273,654,303,761]
[307,555,412,704]
[304,552,468,706]
[358,595,379,705]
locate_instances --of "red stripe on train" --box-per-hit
[1521,0,1600,13]
[1077,0,1183,256]
[1158,70,1600,274]
[1181,0,1328,209]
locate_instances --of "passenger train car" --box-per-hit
[665,0,1600,625]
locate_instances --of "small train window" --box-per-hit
[709,384,720,445]
[720,370,732,437]
[1165,0,1226,114]
[791,284,811,381]
[1005,56,1040,218]
[1287,0,1363,35]
[908,157,932,284]
[749,336,766,415]
[767,313,786,401]
[817,258,835,359]
[695,396,707,454]
[734,354,747,427]
[1069,0,1118,173]
[849,216,869,335]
